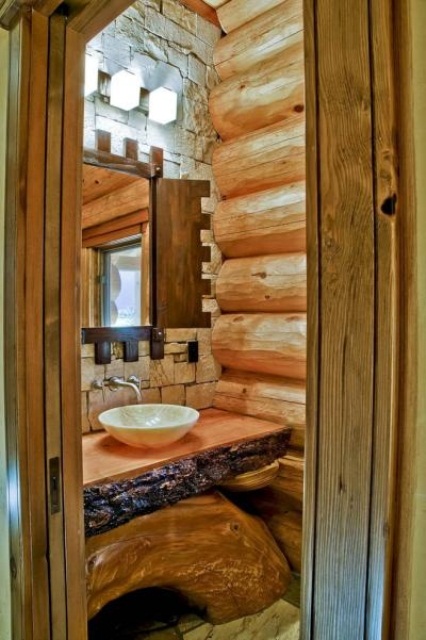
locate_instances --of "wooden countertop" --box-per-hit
[83,407,288,487]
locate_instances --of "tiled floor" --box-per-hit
[89,577,301,640]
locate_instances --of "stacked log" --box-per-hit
[206,0,306,571]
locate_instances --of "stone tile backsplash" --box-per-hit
[82,329,221,432]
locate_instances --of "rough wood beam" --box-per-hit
[33,0,63,16]
[67,0,133,42]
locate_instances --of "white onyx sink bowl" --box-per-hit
[98,404,200,448]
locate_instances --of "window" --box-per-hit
[100,242,142,327]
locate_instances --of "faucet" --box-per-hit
[92,376,142,401]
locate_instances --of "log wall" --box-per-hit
[207,0,306,559]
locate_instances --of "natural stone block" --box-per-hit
[176,127,196,157]
[185,382,216,410]
[143,31,168,62]
[101,34,131,68]
[94,96,129,124]
[81,344,95,358]
[147,119,177,152]
[163,160,180,178]
[202,297,220,316]
[124,356,150,381]
[183,78,209,104]
[200,229,213,243]
[82,393,90,434]
[115,15,146,49]
[145,7,166,39]
[196,354,221,384]
[138,341,150,357]
[188,54,205,87]
[84,99,96,130]
[149,355,175,387]
[163,0,197,34]
[161,384,185,405]
[194,135,217,164]
[81,358,105,392]
[166,45,189,77]
[206,65,220,91]
[190,36,213,66]
[104,359,125,380]
[121,4,145,25]
[174,362,195,384]
[141,387,161,403]
[164,342,187,355]
[165,328,197,342]
[197,328,212,354]
[196,15,221,47]
[128,108,148,133]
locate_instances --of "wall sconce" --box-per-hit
[148,87,178,125]
[110,70,141,111]
[84,53,99,97]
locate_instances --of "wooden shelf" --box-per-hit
[83,408,291,537]
[83,408,289,487]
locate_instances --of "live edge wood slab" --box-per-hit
[83,408,291,537]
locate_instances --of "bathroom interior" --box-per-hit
[5,0,421,638]
[80,0,305,638]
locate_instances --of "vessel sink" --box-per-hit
[98,404,200,448]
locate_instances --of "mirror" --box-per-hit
[81,160,150,329]
[80,142,211,364]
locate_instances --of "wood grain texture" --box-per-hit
[216,253,306,313]
[210,37,304,140]
[85,492,292,622]
[390,2,417,638]
[5,14,51,640]
[45,15,68,635]
[84,428,290,536]
[213,370,305,449]
[212,121,305,199]
[67,0,135,42]
[61,25,89,640]
[82,163,143,204]
[310,1,375,638]
[154,178,211,328]
[82,209,147,246]
[212,313,306,379]
[231,476,303,572]
[217,0,287,33]
[83,408,290,486]
[82,177,149,229]
[367,1,399,638]
[214,0,303,79]
[300,0,319,634]
[213,183,306,258]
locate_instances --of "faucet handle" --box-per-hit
[91,378,106,402]
[127,375,140,387]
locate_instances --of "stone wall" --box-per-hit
[81,0,222,431]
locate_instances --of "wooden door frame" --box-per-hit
[2,0,418,638]
[302,1,417,638]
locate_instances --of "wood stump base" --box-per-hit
[86,491,292,624]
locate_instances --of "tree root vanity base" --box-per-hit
[83,408,292,622]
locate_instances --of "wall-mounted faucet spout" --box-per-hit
[92,376,142,401]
